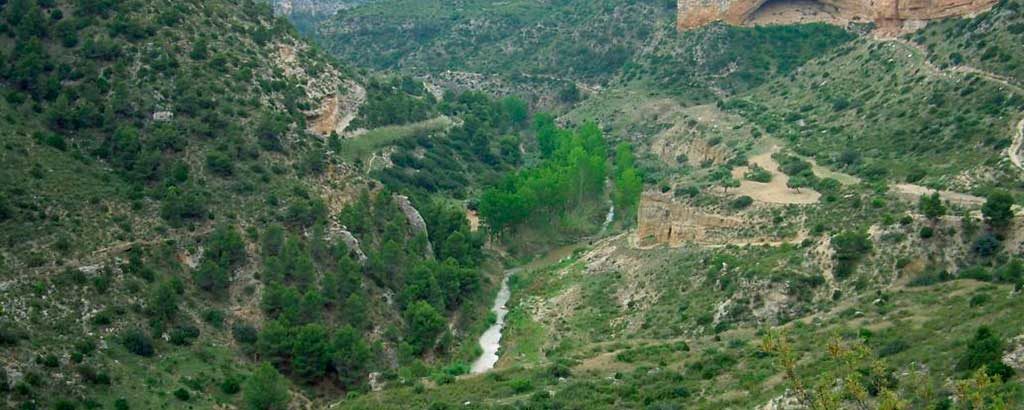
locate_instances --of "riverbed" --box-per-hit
[469,273,512,374]
[467,240,586,374]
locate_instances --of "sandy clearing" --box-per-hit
[730,146,821,204]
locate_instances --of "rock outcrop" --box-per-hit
[677,0,997,32]
[636,191,741,247]
[1004,334,1024,372]
[334,228,368,263]
[650,131,732,167]
[272,0,362,17]
[394,195,435,259]
[274,43,363,137]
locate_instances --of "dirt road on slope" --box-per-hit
[890,183,985,207]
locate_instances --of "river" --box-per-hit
[469,271,513,374]
[468,203,613,374]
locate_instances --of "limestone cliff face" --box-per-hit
[676,0,997,31]
[394,195,435,259]
[273,0,364,16]
[636,192,741,246]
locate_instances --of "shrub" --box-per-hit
[731,196,754,209]
[121,329,155,357]
[173,387,190,401]
[233,323,259,344]
[919,226,934,239]
[744,165,772,182]
[509,377,533,393]
[221,377,241,395]
[908,270,953,287]
[205,150,234,176]
[203,309,225,327]
[832,230,872,278]
[245,363,290,410]
[972,233,1001,257]
[982,190,1014,229]
[960,266,993,282]
[169,325,200,346]
[959,327,1015,381]
[969,293,991,307]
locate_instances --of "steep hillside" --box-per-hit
[0,1,512,409]
[912,0,1024,82]
[313,1,856,107]
[726,36,1024,191]
[308,0,677,105]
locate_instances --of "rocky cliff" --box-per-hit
[273,0,366,16]
[636,192,742,247]
[676,0,997,32]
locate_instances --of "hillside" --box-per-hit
[0,1,524,409]
[3,0,1024,408]
[298,0,1024,409]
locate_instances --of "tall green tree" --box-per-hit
[982,190,1015,229]
[613,143,643,222]
[290,324,332,381]
[333,325,372,387]
[244,363,290,410]
[404,300,445,354]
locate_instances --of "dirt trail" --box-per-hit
[890,183,985,207]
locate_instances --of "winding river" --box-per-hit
[469,272,514,374]
[469,204,615,374]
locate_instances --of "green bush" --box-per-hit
[959,327,1015,381]
[832,230,872,278]
[173,387,190,401]
[121,329,154,357]
[509,377,533,393]
[919,226,934,239]
[731,195,754,209]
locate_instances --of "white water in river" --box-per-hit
[470,273,512,373]
[600,203,615,233]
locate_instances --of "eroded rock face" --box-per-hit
[676,0,997,32]
[274,43,364,137]
[1004,334,1024,371]
[650,131,731,167]
[394,195,435,259]
[272,0,361,17]
[636,191,741,246]
[334,228,368,263]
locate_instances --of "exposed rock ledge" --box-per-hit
[636,191,742,247]
[677,0,998,34]
[394,195,435,259]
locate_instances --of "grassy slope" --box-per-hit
[729,37,1024,192]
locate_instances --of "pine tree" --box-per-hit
[244,363,290,410]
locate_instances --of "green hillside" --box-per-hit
[3,0,1024,408]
